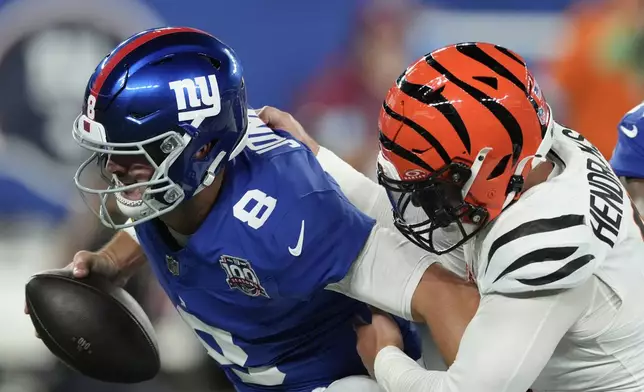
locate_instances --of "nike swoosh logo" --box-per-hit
[621,124,638,138]
[288,220,305,257]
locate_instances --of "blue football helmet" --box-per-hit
[611,101,644,179]
[73,27,248,229]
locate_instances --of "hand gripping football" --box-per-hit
[25,269,160,383]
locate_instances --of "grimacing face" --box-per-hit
[103,154,154,202]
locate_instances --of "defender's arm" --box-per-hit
[258,106,395,228]
[372,282,591,392]
[258,107,479,364]
[326,224,479,365]
[317,146,395,228]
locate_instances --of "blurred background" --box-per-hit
[2,0,643,391]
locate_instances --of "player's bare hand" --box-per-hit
[24,250,126,339]
[355,310,404,377]
[24,251,123,317]
[70,250,127,285]
[257,106,320,155]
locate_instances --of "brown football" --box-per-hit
[25,268,160,383]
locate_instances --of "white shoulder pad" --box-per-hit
[474,125,631,295]
[476,187,605,295]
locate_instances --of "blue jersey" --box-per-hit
[135,120,421,392]
[611,101,644,179]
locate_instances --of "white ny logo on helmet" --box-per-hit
[168,74,221,127]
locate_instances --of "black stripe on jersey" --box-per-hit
[493,246,577,283]
[424,53,523,165]
[397,78,471,154]
[486,214,586,274]
[494,45,525,66]
[382,101,451,165]
[455,43,526,93]
[517,254,595,286]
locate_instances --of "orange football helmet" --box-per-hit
[377,42,554,254]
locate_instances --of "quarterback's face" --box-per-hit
[104,155,154,201]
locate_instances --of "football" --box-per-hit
[25,268,160,383]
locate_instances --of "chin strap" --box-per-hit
[193,150,227,196]
[190,112,250,196]
[502,154,533,209]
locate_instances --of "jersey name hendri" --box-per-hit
[562,128,624,248]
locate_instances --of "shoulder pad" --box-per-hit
[476,192,604,295]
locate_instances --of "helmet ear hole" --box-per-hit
[194,142,214,159]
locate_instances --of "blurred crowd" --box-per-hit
[2,0,644,391]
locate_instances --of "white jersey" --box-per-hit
[316,123,644,392]
[464,124,644,391]
[470,125,641,295]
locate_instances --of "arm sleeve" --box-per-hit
[325,224,437,320]
[317,146,396,229]
[373,279,593,392]
[271,190,375,299]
